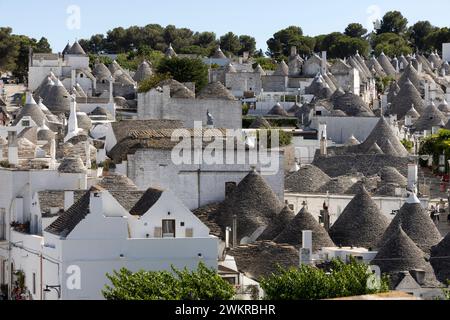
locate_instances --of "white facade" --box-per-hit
[28,53,90,92]
[2,183,218,300]
[137,86,242,129]
[310,116,380,145]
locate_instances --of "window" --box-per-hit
[0,208,5,240]
[162,220,176,238]
[21,120,30,127]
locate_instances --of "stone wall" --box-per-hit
[225,72,262,95]
[138,90,242,129]
[127,148,285,210]
[262,75,288,92]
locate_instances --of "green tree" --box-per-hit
[253,57,277,71]
[345,23,368,38]
[316,33,369,59]
[12,35,51,80]
[409,21,436,53]
[373,33,412,56]
[378,11,408,35]
[0,27,19,72]
[220,32,241,56]
[260,258,389,300]
[137,73,172,93]
[102,262,235,300]
[194,31,217,47]
[424,27,450,53]
[267,26,315,58]
[157,57,208,92]
[239,35,256,56]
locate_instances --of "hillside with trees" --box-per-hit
[2,10,450,78]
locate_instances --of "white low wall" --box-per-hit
[310,116,379,144]
[285,193,429,226]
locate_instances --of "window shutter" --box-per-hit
[185,228,194,238]
[154,227,162,238]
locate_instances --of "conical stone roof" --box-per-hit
[431,233,450,283]
[359,117,409,157]
[378,195,442,254]
[58,157,87,173]
[273,60,289,76]
[390,79,425,119]
[165,43,177,58]
[157,79,195,99]
[368,143,384,154]
[13,93,47,127]
[373,225,439,287]
[378,53,397,76]
[43,80,71,114]
[197,82,236,101]
[406,106,420,119]
[254,64,266,75]
[212,47,227,59]
[133,60,153,83]
[329,186,389,248]
[67,41,86,55]
[267,103,289,117]
[333,92,374,117]
[398,64,422,92]
[258,206,295,241]
[98,174,139,191]
[274,207,335,251]
[413,102,447,132]
[287,103,302,115]
[379,167,407,186]
[249,117,271,129]
[438,100,450,113]
[367,56,387,77]
[213,170,284,243]
[285,164,331,193]
[93,62,112,80]
[345,135,360,146]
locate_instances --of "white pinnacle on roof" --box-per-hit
[38,97,51,114]
[49,72,58,82]
[406,193,421,204]
[25,92,37,105]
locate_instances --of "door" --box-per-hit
[162,220,176,238]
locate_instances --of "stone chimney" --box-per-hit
[7,131,18,166]
[109,76,114,103]
[405,115,413,127]
[321,51,327,74]
[300,230,313,266]
[225,182,237,199]
[71,69,76,89]
[67,94,78,135]
[290,46,297,58]
[319,123,328,156]
[408,163,418,193]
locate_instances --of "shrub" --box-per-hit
[103,262,235,300]
[138,73,172,93]
[260,258,389,300]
